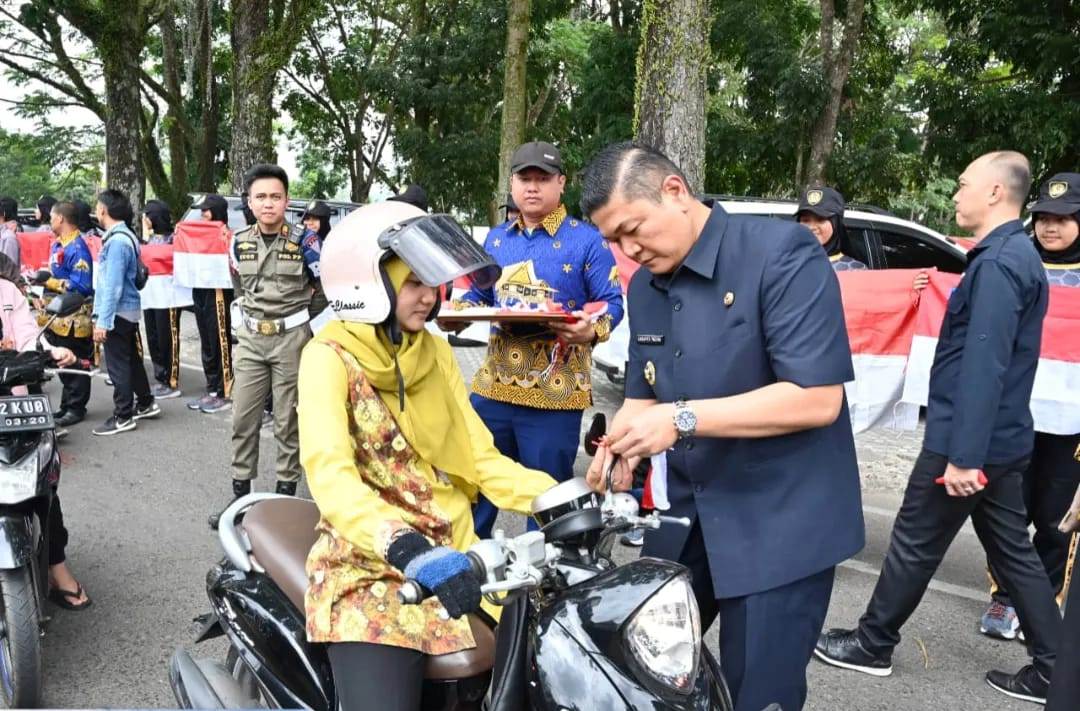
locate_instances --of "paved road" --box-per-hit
[36,331,1036,709]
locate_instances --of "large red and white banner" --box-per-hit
[172,220,233,289]
[900,270,1080,435]
[835,270,923,432]
[21,230,191,309]
[610,247,1080,436]
[140,244,194,309]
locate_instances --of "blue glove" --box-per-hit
[387,531,481,618]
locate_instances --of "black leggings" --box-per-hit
[327,642,425,711]
[48,491,68,567]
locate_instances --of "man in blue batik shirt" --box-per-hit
[39,200,95,426]
[451,141,624,537]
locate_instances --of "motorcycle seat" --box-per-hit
[242,497,496,681]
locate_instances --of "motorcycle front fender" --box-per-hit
[0,514,37,569]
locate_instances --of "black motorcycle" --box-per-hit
[169,477,742,710]
[0,291,88,708]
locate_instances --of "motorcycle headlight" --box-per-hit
[0,449,41,504]
[624,573,701,694]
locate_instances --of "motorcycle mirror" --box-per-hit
[46,291,86,317]
[584,413,607,457]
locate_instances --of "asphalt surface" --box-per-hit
[35,328,1039,709]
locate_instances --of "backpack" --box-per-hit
[118,230,150,290]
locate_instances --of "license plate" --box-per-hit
[0,395,54,433]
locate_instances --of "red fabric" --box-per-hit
[16,231,54,270]
[836,270,924,356]
[173,220,231,255]
[141,244,175,276]
[83,235,102,261]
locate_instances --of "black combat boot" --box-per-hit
[275,480,297,497]
[208,479,253,530]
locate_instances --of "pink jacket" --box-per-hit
[0,279,41,352]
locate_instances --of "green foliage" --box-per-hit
[0,126,104,205]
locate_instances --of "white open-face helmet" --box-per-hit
[320,200,500,324]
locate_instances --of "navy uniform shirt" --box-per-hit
[626,203,864,598]
[923,220,1048,469]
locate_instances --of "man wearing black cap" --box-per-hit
[188,194,235,414]
[451,140,624,538]
[796,186,866,270]
[976,172,1080,642]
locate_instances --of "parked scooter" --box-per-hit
[0,291,94,708]
[170,477,740,710]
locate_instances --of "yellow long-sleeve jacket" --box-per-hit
[298,330,556,654]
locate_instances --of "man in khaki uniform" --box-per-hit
[209,163,323,529]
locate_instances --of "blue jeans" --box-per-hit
[470,394,583,537]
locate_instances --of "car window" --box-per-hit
[841,225,872,266]
[877,228,965,273]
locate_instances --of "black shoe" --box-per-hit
[92,416,136,436]
[208,479,253,530]
[52,407,67,419]
[55,411,84,427]
[133,401,161,420]
[985,665,1049,705]
[275,480,297,496]
[814,628,893,677]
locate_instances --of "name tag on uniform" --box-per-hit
[237,252,257,262]
[278,252,303,262]
[636,334,665,345]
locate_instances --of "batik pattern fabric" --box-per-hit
[457,205,624,410]
[304,339,475,654]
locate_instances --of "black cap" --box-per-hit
[194,194,228,213]
[510,141,562,174]
[388,184,429,212]
[302,199,332,219]
[1029,173,1080,216]
[797,186,845,219]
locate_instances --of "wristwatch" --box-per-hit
[673,400,697,440]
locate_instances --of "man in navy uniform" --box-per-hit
[580,142,864,711]
[814,151,1060,705]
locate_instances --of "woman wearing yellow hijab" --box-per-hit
[298,201,556,711]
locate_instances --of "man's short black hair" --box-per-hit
[96,189,133,223]
[0,197,17,222]
[242,163,290,195]
[580,141,692,217]
[52,201,80,227]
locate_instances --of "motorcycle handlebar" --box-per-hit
[397,552,488,605]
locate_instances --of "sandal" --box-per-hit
[47,585,92,611]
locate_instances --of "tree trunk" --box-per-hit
[192,0,220,192]
[159,3,189,214]
[490,0,531,225]
[804,0,866,188]
[100,45,146,217]
[229,0,278,191]
[633,0,710,192]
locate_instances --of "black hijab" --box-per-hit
[1033,212,1080,265]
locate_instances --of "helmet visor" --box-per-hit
[377,214,501,288]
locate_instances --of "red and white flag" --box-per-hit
[172,220,233,289]
[901,270,1080,435]
[836,270,923,432]
[139,244,194,309]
